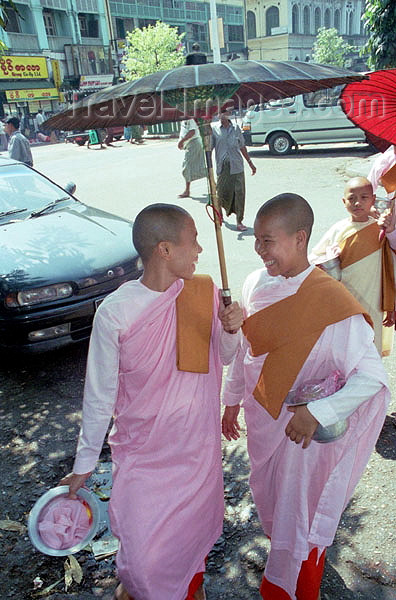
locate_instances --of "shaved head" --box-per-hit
[256,193,314,242]
[133,203,191,262]
[344,176,373,195]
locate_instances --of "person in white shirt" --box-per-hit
[4,116,33,166]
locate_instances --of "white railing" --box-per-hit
[7,33,40,51]
[48,35,73,51]
[80,36,103,45]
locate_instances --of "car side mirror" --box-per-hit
[64,182,76,195]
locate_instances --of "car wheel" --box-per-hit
[268,133,293,155]
[76,139,86,146]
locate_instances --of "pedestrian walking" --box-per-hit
[35,109,45,133]
[211,109,256,231]
[222,193,389,600]
[60,203,243,600]
[4,116,33,166]
[178,119,206,198]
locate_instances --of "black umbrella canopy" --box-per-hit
[46,60,366,131]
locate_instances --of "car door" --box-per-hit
[293,91,336,143]
[246,98,297,144]
[295,88,365,144]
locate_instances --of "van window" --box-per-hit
[303,85,345,108]
[267,97,295,108]
[303,90,332,108]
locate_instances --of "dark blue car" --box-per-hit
[0,157,143,352]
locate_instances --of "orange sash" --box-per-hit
[381,163,396,193]
[176,275,213,374]
[242,268,372,419]
[339,222,395,311]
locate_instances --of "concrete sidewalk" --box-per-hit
[343,152,379,180]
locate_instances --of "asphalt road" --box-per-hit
[1,138,395,599]
[32,136,374,297]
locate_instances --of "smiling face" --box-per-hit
[343,178,375,222]
[254,213,309,278]
[168,216,202,280]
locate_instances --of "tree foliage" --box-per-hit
[362,0,396,69]
[0,0,20,30]
[312,27,354,68]
[122,21,185,81]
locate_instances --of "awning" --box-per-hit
[5,87,59,101]
[0,79,59,102]
[0,80,54,91]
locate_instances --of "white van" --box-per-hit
[242,86,367,155]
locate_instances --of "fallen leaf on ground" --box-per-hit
[0,519,27,533]
[64,555,83,590]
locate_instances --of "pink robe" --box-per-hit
[223,266,389,599]
[368,145,396,197]
[74,279,234,600]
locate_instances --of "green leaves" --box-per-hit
[122,21,185,81]
[363,0,396,68]
[312,27,355,68]
[0,0,21,31]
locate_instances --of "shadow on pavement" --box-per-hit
[375,415,396,460]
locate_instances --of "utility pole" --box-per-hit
[209,0,221,63]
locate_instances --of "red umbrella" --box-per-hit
[341,69,396,146]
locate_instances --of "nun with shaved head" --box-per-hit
[61,203,243,600]
[222,193,389,600]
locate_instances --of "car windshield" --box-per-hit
[0,164,72,219]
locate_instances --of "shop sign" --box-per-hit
[79,74,114,89]
[6,88,59,101]
[0,56,49,79]
[51,59,62,89]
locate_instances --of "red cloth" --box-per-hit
[260,548,326,600]
[120,572,205,600]
[185,571,204,599]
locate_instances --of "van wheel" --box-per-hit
[268,133,293,155]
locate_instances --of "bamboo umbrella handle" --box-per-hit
[198,119,232,306]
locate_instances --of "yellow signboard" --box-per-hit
[6,88,59,101]
[51,59,61,89]
[0,56,48,80]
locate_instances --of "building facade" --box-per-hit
[246,0,367,68]
[0,0,115,117]
[0,0,247,119]
[108,0,245,59]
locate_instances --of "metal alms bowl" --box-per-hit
[28,486,100,557]
[317,256,342,281]
[312,419,349,443]
[285,389,348,444]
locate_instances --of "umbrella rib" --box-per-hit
[219,62,240,81]
[194,65,200,86]
[155,70,175,91]
[248,60,279,79]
